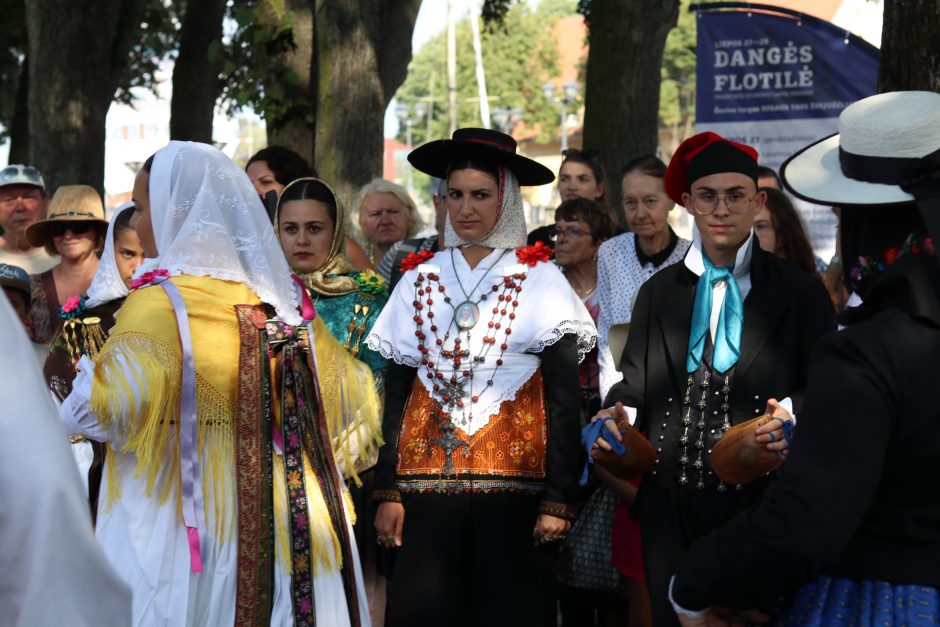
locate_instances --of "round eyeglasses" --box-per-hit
[690,192,756,215]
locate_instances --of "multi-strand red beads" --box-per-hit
[412,270,527,414]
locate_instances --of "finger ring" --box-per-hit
[376,536,386,546]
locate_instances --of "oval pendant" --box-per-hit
[454,301,480,330]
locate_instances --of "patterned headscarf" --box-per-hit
[443,166,526,250]
[275,177,359,297]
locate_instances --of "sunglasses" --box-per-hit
[0,165,42,183]
[50,222,93,237]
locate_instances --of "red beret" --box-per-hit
[664,132,759,206]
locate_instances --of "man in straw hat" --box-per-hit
[591,131,834,625]
[669,91,940,626]
[0,164,56,274]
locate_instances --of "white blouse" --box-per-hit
[366,248,597,436]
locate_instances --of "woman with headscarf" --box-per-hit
[275,177,388,620]
[276,177,389,380]
[368,128,596,627]
[671,91,940,625]
[246,145,373,271]
[60,141,370,626]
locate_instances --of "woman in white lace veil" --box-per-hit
[60,141,370,626]
[368,128,597,626]
[139,140,300,323]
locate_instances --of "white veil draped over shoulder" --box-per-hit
[0,294,132,626]
[147,141,301,325]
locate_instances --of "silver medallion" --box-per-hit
[454,301,480,330]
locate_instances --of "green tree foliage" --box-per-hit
[660,0,698,147]
[218,1,305,127]
[396,2,577,145]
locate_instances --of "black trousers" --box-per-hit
[638,481,768,627]
[386,491,558,627]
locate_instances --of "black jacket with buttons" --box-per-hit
[603,240,835,489]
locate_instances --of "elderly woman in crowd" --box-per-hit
[357,178,422,268]
[247,145,372,270]
[596,155,690,398]
[26,185,109,344]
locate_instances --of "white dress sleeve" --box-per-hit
[60,354,140,448]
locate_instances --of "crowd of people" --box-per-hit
[2,89,939,627]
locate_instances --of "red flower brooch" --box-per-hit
[516,241,553,267]
[400,249,435,272]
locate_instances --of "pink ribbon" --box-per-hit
[131,268,170,290]
[291,274,317,322]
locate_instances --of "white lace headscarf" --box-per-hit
[443,166,527,249]
[148,141,301,325]
[85,202,134,308]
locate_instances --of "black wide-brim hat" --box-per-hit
[408,128,555,186]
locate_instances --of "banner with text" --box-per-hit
[695,7,879,257]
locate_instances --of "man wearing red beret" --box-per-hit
[593,132,834,625]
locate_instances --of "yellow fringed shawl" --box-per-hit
[90,276,258,538]
[90,275,381,571]
[309,315,383,485]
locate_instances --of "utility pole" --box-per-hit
[447,0,458,135]
[469,0,490,129]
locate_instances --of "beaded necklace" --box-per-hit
[411,260,528,473]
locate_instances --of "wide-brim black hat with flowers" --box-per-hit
[408,127,555,186]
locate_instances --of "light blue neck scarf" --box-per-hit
[687,255,743,374]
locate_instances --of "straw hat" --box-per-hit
[26,185,108,248]
[781,91,940,206]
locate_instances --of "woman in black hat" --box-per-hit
[671,91,940,625]
[366,128,597,626]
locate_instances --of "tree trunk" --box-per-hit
[878,0,940,92]
[170,0,227,142]
[312,0,420,210]
[581,0,679,222]
[264,0,317,165]
[25,0,144,194]
[8,56,30,165]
